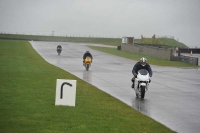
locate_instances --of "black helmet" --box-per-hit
[86,51,90,53]
[140,57,147,66]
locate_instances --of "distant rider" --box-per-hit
[131,57,152,88]
[83,51,93,65]
[57,45,62,50]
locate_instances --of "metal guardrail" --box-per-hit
[179,55,199,66]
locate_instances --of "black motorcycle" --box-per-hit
[57,45,62,55]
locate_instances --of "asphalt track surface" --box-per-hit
[31,41,200,133]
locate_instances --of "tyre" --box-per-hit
[136,93,139,97]
[86,64,89,71]
[140,86,145,99]
[57,50,61,55]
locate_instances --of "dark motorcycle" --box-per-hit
[57,45,62,55]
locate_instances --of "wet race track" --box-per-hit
[31,41,200,133]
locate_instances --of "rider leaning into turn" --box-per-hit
[83,51,93,64]
[131,57,153,88]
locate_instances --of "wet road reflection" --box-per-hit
[82,70,92,83]
[133,98,149,115]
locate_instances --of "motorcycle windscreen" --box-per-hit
[138,69,148,75]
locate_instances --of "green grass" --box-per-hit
[0,39,176,133]
[0,33,187,48]
[89,46,198,68]
[0,33,121,46]
[135,38,188,48]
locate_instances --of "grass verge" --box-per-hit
[0,39,176,133]
[89,46,199,68]
[0,34,121,46]
[0,33,187,48]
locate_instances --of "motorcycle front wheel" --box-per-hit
[86,64,89,71]
[57,50,61,55]
[140,86,145,99]
[136,93,139,97]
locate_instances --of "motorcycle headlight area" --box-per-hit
[138,81,148,84]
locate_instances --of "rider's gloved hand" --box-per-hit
[149,77,151,83]
[134,73,137,77]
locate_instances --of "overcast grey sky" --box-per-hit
[0,0,200,47]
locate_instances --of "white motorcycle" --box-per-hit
[133,69,150,99]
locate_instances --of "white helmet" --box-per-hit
[140,57,147,66]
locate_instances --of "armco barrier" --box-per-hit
[179,55,198,66]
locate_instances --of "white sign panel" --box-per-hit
[122,37,127,44]
[55,79,77,106]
